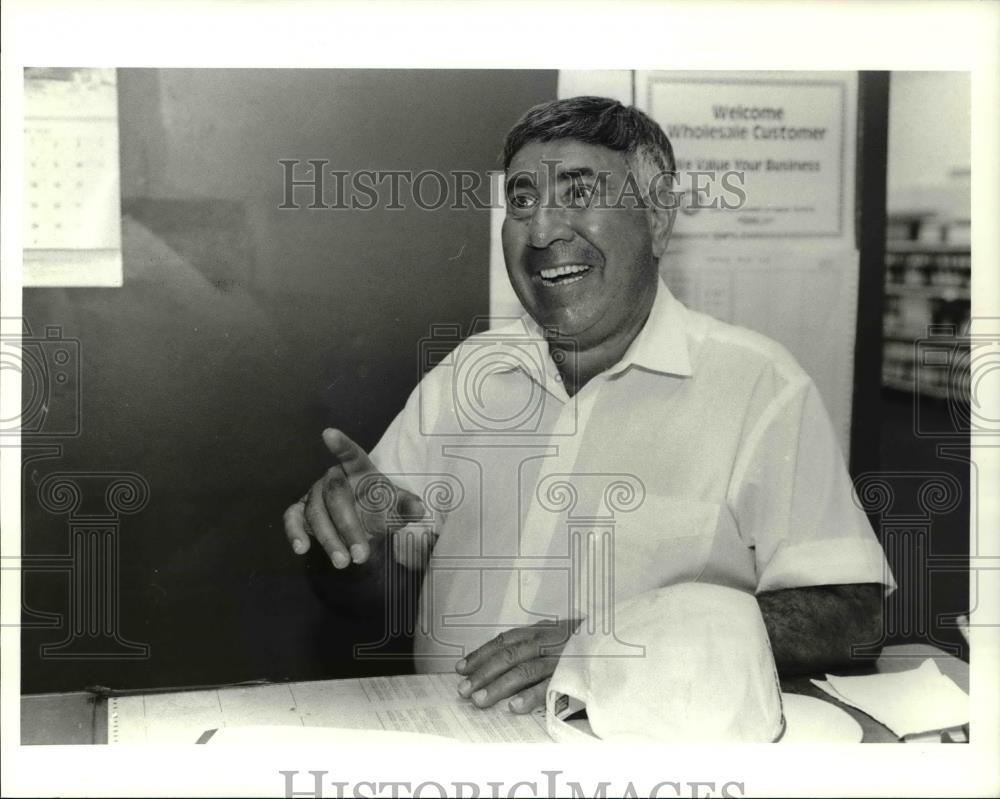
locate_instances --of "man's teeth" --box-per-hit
[539,264,591,281]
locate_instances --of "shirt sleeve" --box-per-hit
[729,377,896,595]
[369,383,430,496]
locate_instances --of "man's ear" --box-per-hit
[648,201,678,259]
[646,172,681,258]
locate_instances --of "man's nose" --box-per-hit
[528,204,573,248]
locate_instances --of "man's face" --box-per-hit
[501,139,671,349]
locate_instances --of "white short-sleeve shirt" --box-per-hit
[371,278,895,672]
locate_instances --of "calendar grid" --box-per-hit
[23,67,123,287]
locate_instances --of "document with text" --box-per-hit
[109,673,551,744]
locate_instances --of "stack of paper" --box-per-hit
[810,659,968,739]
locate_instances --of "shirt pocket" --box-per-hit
[612,495,722,597]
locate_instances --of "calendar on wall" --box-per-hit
[23,67,123,287]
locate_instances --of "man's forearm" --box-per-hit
[756,583,884,677]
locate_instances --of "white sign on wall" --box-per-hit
[637,71,851,240]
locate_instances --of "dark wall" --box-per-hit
[21,69,557,693]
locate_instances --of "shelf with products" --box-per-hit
[881,214,970,401]
[884,283,970,302]
[882,375,955,401]
[882,333,969,403]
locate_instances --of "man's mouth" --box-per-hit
[536,263,593,287]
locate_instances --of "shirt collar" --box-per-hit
[514,275,693,383]
[605,276,693,378]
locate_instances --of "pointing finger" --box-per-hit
[322,428,376,476]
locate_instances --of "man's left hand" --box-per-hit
[455,619,582,714]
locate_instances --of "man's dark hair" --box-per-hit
[502,96,677,188]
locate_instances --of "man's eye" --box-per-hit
[508,194,537,211]
[569,183,596,204]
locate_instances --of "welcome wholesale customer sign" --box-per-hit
[638,72,849,239]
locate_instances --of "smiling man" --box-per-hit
[502,136,669,397]
[284,96,894,716]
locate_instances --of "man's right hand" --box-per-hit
[283,428,427,569]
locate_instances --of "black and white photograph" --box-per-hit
[2,2,998,797]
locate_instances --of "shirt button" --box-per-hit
[553,372,562,382]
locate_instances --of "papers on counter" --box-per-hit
[198,725,455,745]
[109,673,551,744]
[811,658,969,739]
